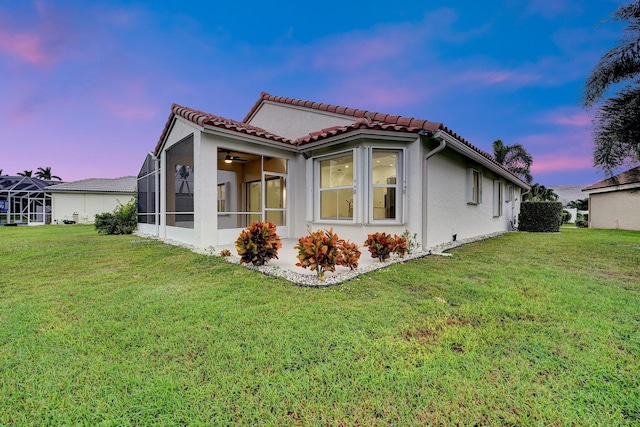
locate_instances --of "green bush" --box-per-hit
[95,198,137,235]
[562,210,572,224]
[576,212,589,228]
[518,201,563,232]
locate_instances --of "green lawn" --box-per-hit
[1,225,639,425]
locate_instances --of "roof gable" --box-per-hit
[150,93,529,188]
[583,165,640,191]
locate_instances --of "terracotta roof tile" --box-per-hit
[154,103,293,155]
[154,93,524,185]
[583,165,640,191]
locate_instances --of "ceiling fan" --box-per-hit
[222,151,248,163]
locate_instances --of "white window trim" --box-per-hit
[313,149,357,223]
[467,168,482,205]
[493,180,503,217]
[367,147,405,224]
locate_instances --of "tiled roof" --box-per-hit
[245,92,497,161]
[153,93,519,183]
[46,176,136,193]
[583,165,640,191]
[154,104,293,155]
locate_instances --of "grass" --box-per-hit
[1,225,639,425]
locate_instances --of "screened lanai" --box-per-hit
[0,176,54,225]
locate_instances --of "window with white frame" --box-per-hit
[318,153,354,220]
[468,168,482,205]
[493,180,503,217]
[371,149,401,220]
[505,184,513,202]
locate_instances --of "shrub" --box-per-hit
[219,249,231,257]
[562,210,572,224]
[400,229,420,254]
[95,198,137,235]
[364,232,396,261]
[295,228,361,280]
[518,201,563,232]
[576,212,589,228]
[337,239,361,271]
[393,234,409,258]
[235,221,282,266]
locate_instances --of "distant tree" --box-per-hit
[492,139,534,183]
[523,183,559,202]
[17,170,33,177]
[35,166,62,181]
[0,169,3,175]
[567,198,589,210]
[583,1,640,173]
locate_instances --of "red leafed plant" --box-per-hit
[364,232,396,261]
[295,228,361,280]
[337,239,361,270]
[393,234,408,258]
[235,221,282,266]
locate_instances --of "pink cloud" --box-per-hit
[531,153,593,172]
[454,69,542,86]
[536,108,594,127]
[0,29,52,66]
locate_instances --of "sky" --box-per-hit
[0,0,631,186]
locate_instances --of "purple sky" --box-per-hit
[0,0,630,186]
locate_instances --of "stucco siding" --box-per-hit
[589,189,640,230]
[247,103,355,140]
[52,192,133,224]
[425,150,516,247]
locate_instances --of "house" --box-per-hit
[46,177,136,224]
[582,166,640,230]
[0,175,55,225]
[137,92,531,251]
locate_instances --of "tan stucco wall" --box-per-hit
[589,189,640,230]
[247,102,355,140]
[52,192,134,224]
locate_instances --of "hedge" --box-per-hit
[518,201,563,232]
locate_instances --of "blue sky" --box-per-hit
[0,0,629,185]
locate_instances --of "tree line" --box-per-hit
[0,167,62,181]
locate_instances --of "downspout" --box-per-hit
[420,130,447,251]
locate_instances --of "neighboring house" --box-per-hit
[46,177,136,224]
[582,166,640,230]
[137,92,531,251]
[0,176,55,225]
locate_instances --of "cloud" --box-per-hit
[98,80,158,120]
[531,153,593,172]
[535,107,594,127]
[454,69,542,86]
[0,29,52,66]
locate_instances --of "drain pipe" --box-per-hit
[420,130,447,251]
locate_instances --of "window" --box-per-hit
[468,169,482,204]
[493,180,503,217]
[165,135,194,228]
[217,183,227,212]
[371,150,400,220]
[505,184,513,202]
[318,154,354,220]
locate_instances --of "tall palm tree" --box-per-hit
[17,170,33,177]
[492,139,533,184]
[35,166,62,181]
[584,1,640,172]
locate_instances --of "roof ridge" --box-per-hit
[583,165,640,190]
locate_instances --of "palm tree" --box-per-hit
[523,183,559,202]
[17,170,33,177]
[583,1,640,173]
[35,166,62,181]
[492,139,533,183]
[567,198,589,210]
